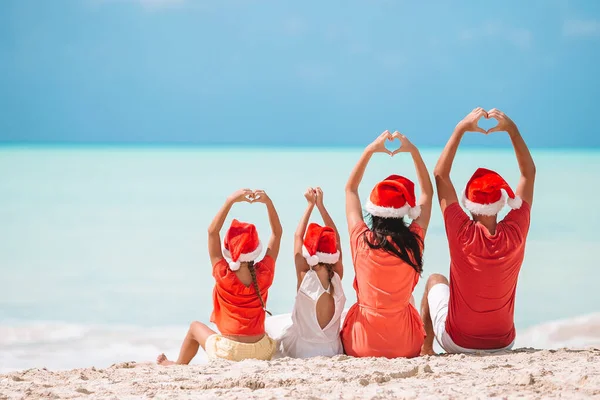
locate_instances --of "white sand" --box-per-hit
[1,348,599,399]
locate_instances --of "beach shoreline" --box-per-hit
[1,348,598,399]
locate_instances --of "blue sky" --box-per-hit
[0,0,599,147]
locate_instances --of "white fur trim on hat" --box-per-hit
[507,195,523,210]
[315,250,340,265]
[365,200,420,219]
[302,246,340,266]
[461,191,507,216]
[222,241,263,271]
[408,205,422,220]
[302,246,320,267]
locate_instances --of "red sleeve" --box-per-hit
[256,255,275,288]
[443,203,470,242]
[349,221,369,264]
[212,258,233,281]
[409,221,425,250]
[349,220,368,249]
[502,201,531,239]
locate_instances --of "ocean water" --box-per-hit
[0,146,599,372]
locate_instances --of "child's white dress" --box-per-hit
[278,268,346,358]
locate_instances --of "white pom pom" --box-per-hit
[229,261,241,271]
[307,255,319,267]
[507,195,523,210]
[302,246,320,267]
[408,205,421,220]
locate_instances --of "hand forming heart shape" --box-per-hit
[476,111,499,134]
[385,131,416,156]
[245,192,262,203]
[384,133,402,154]
[465,107,513,134]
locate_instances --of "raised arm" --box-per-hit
[254,190,283,262]
[434,108,487,214]
[294,188,316,287]
[207,188,252,266]
[315,187,343,279]
[345,131,393,229]
[487,109,536,205]
[392,132,434,233]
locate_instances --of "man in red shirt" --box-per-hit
[420,108,536,355]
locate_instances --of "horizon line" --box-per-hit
[0,142,598,152]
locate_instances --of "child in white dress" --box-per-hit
[278,187,346,358]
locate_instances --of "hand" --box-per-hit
[391,131,416,155]
[228,188,254,203]
[457,107,487,134]
[304,187,317,205]
[366,130,393,156]
[315,187,324,208]
[252,190,271,204]
[486,108,517,134]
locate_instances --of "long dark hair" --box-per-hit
[247,261,272,316]
[363,214,424,274]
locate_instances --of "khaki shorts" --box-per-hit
[205,334,276,361]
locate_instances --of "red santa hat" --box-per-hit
[462,168,523,216]
[222,219,262,271]
[302,223,340,267]
[365,175,421,219]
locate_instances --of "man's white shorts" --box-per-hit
[427,283,514,354]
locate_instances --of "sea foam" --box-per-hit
[1,312,598,373]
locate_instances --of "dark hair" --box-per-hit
[363,214,424,274]
[247,261,272,316]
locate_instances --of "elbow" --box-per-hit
[433,171,449,184]
[523,163,536,180]
[207,226,217,235]
[433,167,447,180]
[530,163,537,177]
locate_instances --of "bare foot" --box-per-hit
[420,346,436,356]
[156,353,176,366]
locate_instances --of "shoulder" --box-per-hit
[503,200,531,219]
[256,255,276,272]
[350,220,369,239]
[212,258,231,280]
[408,221,424,239]
[500,200,532,235]
[443,202,471,231]
[443,202,468,220]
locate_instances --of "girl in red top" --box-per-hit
[340,131,433,358]
[157,188,282,364]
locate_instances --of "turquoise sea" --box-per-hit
[1,146,599,372]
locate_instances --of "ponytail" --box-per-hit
[247,261,272,316]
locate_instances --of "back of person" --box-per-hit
[342,220,425,358]
[281,267,346,358]
[444,201,531,349]
[211,254,275,340]
[353,225,420,311]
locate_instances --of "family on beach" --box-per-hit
[156,107,535,365]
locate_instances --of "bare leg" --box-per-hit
[420,273,449,356]
[157,321,217,366]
